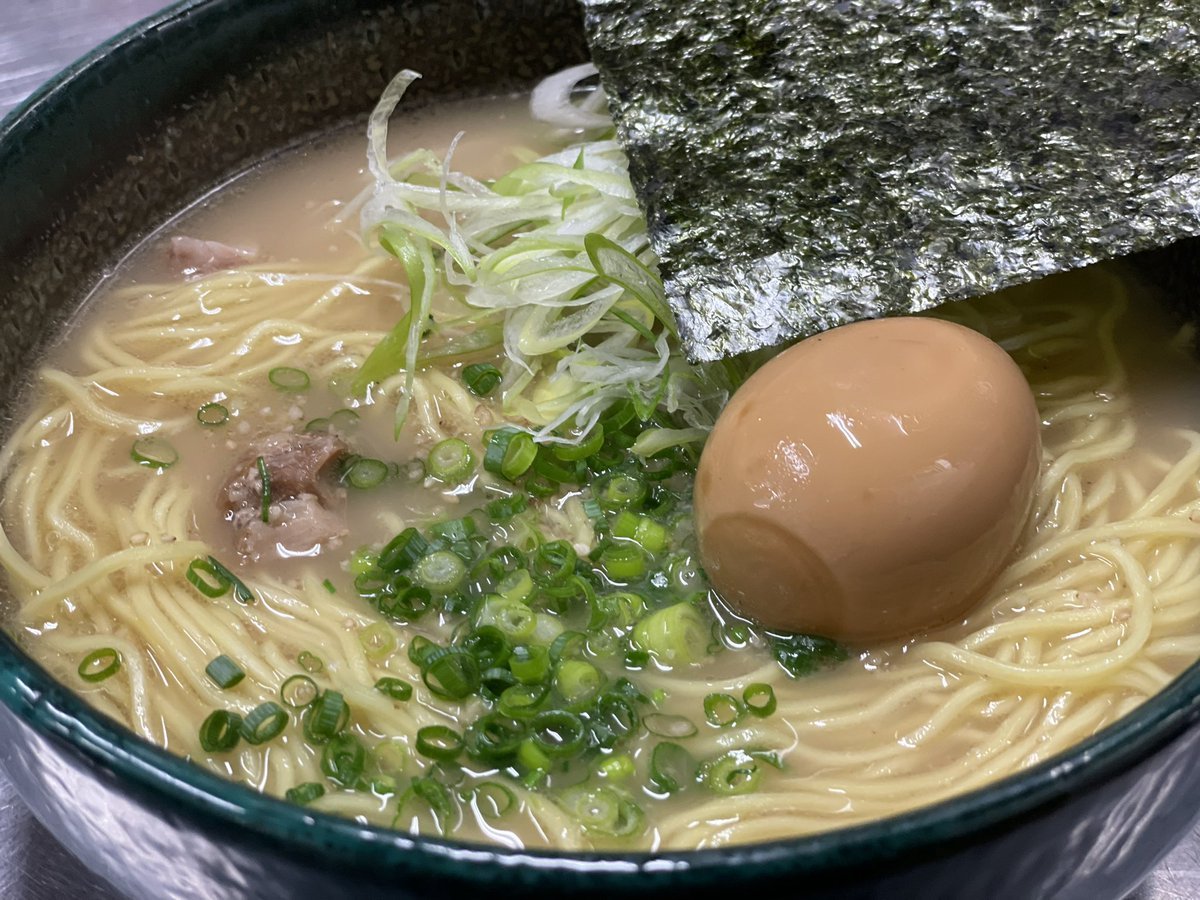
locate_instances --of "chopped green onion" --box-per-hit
[427,437,475,483]
[531,540,576,586]
[469,781,516,818]
[743,683,777,718]
[477,597,538,642]
[189,556,254,604]
[495,567,534,603]
[552,425,604,461]
[555,660,604,709]
[374,676,414,701]
[633,603,711,667]
[285,782,325,806]
[563,784,645,836]
[348,548,378,576]
[344,456,389,489]
[591,591,647,629]
[304,690,349,744]
[240,702,289,744]
[322,578,337,594]
[78,648,121,683]
[597,472,647,510]
[422,648,481,699]
[484,428,537,481]
[508,644,550,684]
[414,550,467,594]
[599,543,647,581]
[358,622,398,661]
[703,692,745,728]
[131,435,179,469]
[486,493,528,522]
[461,627,511,670]
[498,683,549,720]
[530,709,587,758]
[379,528,428,573]
[321,733,366,785]
[633,517,668,553]
[644,713,698,738]
[409,775,454,818]
[650,742,696,794]
[256,455,271,523]
[268,366,310,392]
[595,752,635,781]
[204,655,244,690]
[464,713,526,762]
[196,402,229,426]
[416,725,465,762]
[374,738,410,775]
[328,408,360,431]
[297,650,324,673]
[701,750,765,795]
[376,585,433,622]
[462,362,502,396]
[199,710,242,752]
[186,558,230,598]
[408,635,439,667]
[280,674,319,708]
[304,416,331,433]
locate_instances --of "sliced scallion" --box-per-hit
[416,725,465,762]
[196,402,229,426]
[427,437,475,483]
[650,741,696,794]
[240,701,288,745]
[701,750,764,795]
[320,733,366,785]
[422,648,481,699]
[131,435,179,469]
[703,692,745,728]
[78,647,121,683]
[374,676,413,702]
[256,455,271,523]
[204,654,244,690]
[285,782,326,806]
[357,622,398,661]
[469,781,516,819]
[268,366,310,392]
[297,650,324,673]
[304,690,349,744]
[344,456,389,489]
[413,550,467,594]
[743,683,777,718]
[280,674,319,708]
[199,709,242,753]
[462,362,502,396]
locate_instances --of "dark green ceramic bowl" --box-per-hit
[2,2,1200,898]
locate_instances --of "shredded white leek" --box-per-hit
[358,67,736,450]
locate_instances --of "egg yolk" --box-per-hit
[694,316,1041,643]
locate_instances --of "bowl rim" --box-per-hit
[3,0,1200,884]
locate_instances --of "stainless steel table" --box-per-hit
[1,2,1199,897]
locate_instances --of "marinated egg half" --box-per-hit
[694,316,1041,642]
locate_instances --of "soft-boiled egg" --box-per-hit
[694,316,1041,642]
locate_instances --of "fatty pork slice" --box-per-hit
[170,236,260,277]
[221,432,349,561]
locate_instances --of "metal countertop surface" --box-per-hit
[1,2,1199,898]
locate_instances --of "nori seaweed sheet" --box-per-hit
[580,0,1200,362]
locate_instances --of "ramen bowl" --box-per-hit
[2,1,1200,898]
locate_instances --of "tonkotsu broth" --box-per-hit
[5,86,1200,852]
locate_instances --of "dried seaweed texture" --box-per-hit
[581,0,1200,361]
